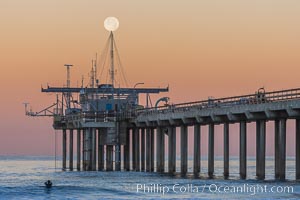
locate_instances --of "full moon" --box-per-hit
[104,17,119,32]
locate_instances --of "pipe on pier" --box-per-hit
[62,129,67,171]
[193,124,200,175]
[240,121,247,179]
[208,124,214,178]
[256,120,266,180]
[69,129,74,171]
[224,123,229,178]
[168,126,176,174]
[181,125,188,175]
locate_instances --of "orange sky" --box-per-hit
[0,0,300,156]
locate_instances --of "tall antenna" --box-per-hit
[110,32,115,87]
[95,53,98,86]
[104,16,119,87]
[64,64,73,109]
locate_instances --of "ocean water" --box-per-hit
[0,156,299,199]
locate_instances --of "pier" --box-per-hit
[25,17,300,181]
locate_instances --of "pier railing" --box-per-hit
[133,88,300,116]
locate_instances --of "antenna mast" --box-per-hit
[110,32,115,87]
[64,64,73,109]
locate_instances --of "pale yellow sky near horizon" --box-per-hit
[0,0,300,156]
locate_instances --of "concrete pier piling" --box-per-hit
[69,129,74,171]
[156,127,164,172]
[115,144,121,171]
[168,126,176,174]
[296,119,300,180]
[62,129,67,171]
[150,128,155,172]
[146,129,151,172]
[224,123,229,178]
[124,129,130,171]
[141,128,145,171]
[181,125,188,175]
[275,120,279,179]
[208,124,214,178]
[82,129,86,171]
[256,120,266,180]
[135,128,140,171]
[132,129,136,171]
[193,124,200,175]
[77,129,81,171]
[98,129,104,171]
[240,121,247,179]
[106,145,114,171]
[278,119,286,180]
[91,128,96,171]
[83,128,93,171]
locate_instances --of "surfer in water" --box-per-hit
[44,180,52,188]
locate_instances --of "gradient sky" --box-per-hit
[0,0,300,157]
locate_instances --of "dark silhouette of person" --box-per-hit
[45,180,52,188]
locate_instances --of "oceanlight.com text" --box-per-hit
[136,183,294,196]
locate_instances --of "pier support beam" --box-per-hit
[115,123,121,171]
[115,144,121,171]
[62,129,67,171]
[141,128,145,171]
[240,121,247,179]
[156,127,164,172]
[296,119,300,180]
[181,125,188,175]
[275,120,280,179]
[168,126,176,174]
[224,123,229,178]
[124,129,130,171]
[135,128,140,171]
[91,128,96,171]
[77,129,81,171]
[194,124,201,175]
[82,129,85,170]
[278,119,286,180]
[256,120,266,180]
[98,129,104,171]
[132,129,136,171]
[208,124,214,178]
[83,128,93,171]
[69,129,74,171]
[146,128,151,172]
[106,145,114,171]
[150,128,155,172]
